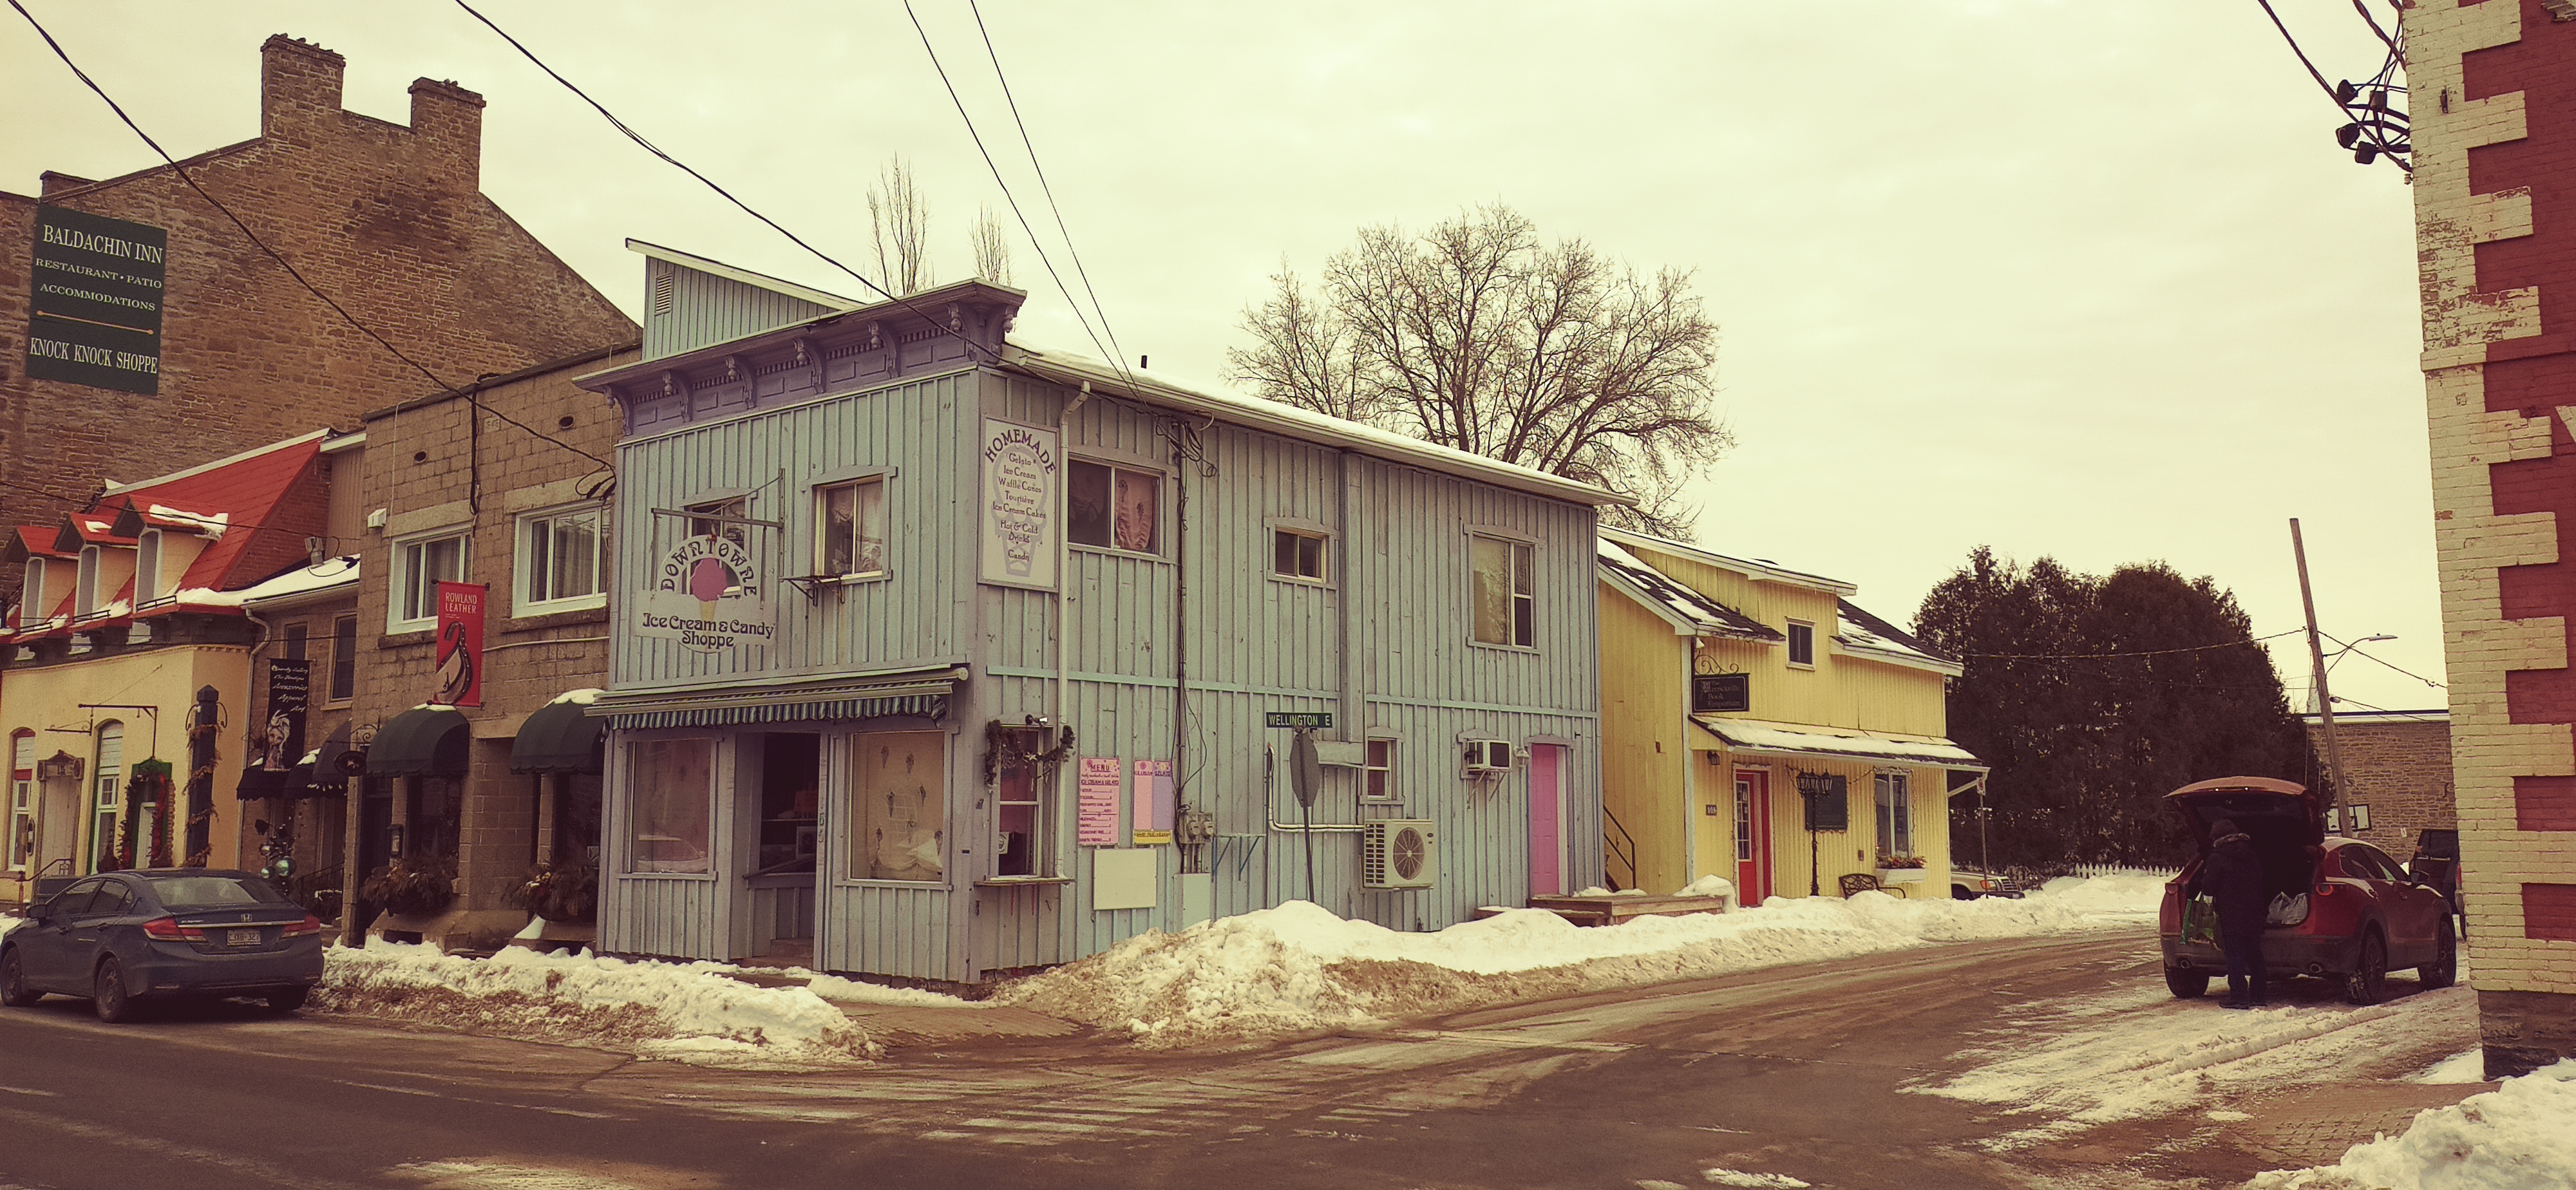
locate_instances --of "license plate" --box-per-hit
[227,929,261,947]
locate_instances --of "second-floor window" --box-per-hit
[20,558,46,626]
[395,531,469,628]
[1273,528,1327,583]
[1067,460,1160,554]
[1787,621,1815,667]
[816,478,887,578]
[1470,534,1535,648]
[75,545,100,618]
[520,506,606,614]
[328,614,357,703]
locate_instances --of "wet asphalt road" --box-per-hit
[0,928,2465,1190]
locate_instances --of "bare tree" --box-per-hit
[1229,204,1730,532]
[967,205,1013,286]
[867,155,933,297]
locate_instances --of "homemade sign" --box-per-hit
[979,417,1059,589]
[433,582,486,708]
[26,206,166,394]
[1076,757,1121,846]
[1132,759,1175,845]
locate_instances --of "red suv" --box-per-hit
[2157,776,2456,1005]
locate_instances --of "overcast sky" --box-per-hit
[1,1,2446,716]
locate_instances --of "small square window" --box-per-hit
[1273,529,1327,582]
[282,622,308,661]
[688,497,749,550]
[520,506,606,613]
[817,478,887,578]
[1787,621,1815,667]
[1363,739,1396,801]
[1068,460,1160,554]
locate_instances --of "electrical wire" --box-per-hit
[5,0,610,473]
[964,0,1139,391]
[2320,631,2447,688]
[899,0,1126,384]
[1958,629,2303,660]
[450,0,993,364]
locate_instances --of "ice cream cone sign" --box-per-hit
[638,532,775,657]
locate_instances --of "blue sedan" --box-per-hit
[1,869,324,1022]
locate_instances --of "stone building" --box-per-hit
[2298,710,2454,849]
[2404,0,2576,1077]
[0,33,632,593]
[341,345,635,950]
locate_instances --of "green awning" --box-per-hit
[511,696,604,775]
[370,706,469,777]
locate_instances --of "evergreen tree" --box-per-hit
[1914,548,2311,869]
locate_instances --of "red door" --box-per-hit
[1735,770,1772,904]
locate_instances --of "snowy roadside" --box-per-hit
[994,874,2167,1049]
[314,943,974,1070]
[1908,974,2481,1151]
[2244,1059,2576,1190]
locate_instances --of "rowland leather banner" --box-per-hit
[434,581,486,708]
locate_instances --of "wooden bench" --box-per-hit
[1839,872,1909,898]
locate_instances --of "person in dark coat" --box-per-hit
[2191,817,2269,1008]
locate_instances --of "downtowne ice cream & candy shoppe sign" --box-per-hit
[638,530,775,656]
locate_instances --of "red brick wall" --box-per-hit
[0,35,633,585]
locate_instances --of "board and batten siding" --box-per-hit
[640,256,840,362]
[965,370,1603,971]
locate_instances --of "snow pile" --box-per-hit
[2246,1060,2576,1190]
[998,874,2162,1048]
[2412,1047,2490,1085]
[0,914,21,942]
[316,943,879,1068]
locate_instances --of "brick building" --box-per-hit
[0,33,633,589]
[343,345,635,950]
[2406,0,2576,1077]
[2299,710,2455,847]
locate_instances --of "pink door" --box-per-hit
[1528,744,1563,898]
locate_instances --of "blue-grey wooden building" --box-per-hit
[576,242,1624,982]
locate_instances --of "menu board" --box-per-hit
[1077,757,1122,846]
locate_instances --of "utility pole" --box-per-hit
[2290,518,2351,807]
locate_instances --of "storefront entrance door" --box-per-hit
[1735,770,1772,905]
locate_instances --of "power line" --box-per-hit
[5,0,609,474]
[450,0,990,365]
[2320,630,2447,688]
[1960,629,2304,661]
[899,0,1128,389]
[963,0,1137,388]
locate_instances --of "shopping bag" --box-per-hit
[2183,894,2217,945]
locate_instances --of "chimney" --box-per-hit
[260,35,345,142]
[408,78,486,191]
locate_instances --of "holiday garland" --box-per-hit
[115,760,176,870]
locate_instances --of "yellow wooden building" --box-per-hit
[1596,528,1982,903]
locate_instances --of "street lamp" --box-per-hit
[2323,634,2397,683]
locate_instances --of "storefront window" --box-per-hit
[627,738,714,874]
[851,732,945,882]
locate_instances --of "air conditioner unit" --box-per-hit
[1461,739,1513,777]
[1362,820,1438,889]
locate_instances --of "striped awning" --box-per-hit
[594,667,961,731]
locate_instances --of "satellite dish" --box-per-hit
[1290,730,1323,808]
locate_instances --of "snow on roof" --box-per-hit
[549,688,608,707]
[1003,345,1633,509]
[144,505,231,539]
[1694,715,1985,769]
[1597,539,1782,641]
[235,556,360,607]
[1834,599,1961,675]
[1600,526,1856,596]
